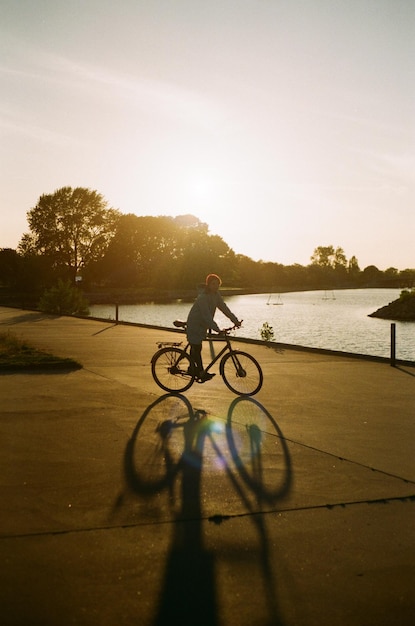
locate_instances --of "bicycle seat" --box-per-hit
[173,319,187,329]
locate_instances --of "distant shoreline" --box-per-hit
[83,286,399,306]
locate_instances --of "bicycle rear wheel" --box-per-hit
[220,350,263,396]
[151,347,194,393]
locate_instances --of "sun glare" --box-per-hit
[187,176,216,202]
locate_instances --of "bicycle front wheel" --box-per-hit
[151,347,194,393]
[220,350,263,396]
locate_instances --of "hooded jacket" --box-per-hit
[186,286,239,344]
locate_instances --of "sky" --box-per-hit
[1,0,414,270]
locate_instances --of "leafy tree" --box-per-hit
[385,267,398,277]
[250,261,286,291]
[309,245,351,287]
[284,263,310,289]
[173,214,208,231]
[310,245,336,267]
[399,269,415,288]
[176,230,236,288]
[17,233,38,257]
[348,255,360,274]
[234,254,259,288]
[333,247,347,269]
[95,213,235,289]
[96,214,180,287]
[360,265,382,286]
[311,245,347,269]
[20,187,120,282]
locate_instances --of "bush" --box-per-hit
[38,279,90,315]
[260,321,275,342]
[400,289,415,300]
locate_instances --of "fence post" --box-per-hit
[390,323,396,367]
[115,303,119,323]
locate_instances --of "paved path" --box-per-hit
[1,307,414,625]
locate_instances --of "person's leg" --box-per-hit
[190,343,203,376]
[190,343,215,382]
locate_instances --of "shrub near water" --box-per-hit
[38,279,90,315]
[260,322,275,342]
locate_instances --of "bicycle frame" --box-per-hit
[159,332,241,371]
[159,336,232,369]
[203,337,233,373]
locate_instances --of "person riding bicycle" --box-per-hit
[186,273,241,382]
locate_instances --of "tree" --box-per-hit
[361,265,382,286]
[310,245,336,268]
[173,214,208,231]
[96,214,180,287]
[399,269,415,288]
[333,247,347,269]
[176,230,236,288]
[348,255,360,274]
[309,245,351,287]
[95,213,236,289]
[234,254,259,288]
[311,245,347,269]
[20,187,120,282]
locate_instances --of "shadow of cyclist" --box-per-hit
[122,393,292,626]
[154,410,219,625]
[123,394,218,624]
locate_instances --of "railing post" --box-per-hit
[390,323,396,367]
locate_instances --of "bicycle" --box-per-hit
[151,320,263,396]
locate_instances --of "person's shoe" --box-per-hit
[199,371,216,383]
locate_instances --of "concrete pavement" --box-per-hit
[1,306,414,625]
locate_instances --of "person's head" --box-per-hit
[205,273,222,292]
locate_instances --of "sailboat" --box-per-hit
[267,293,283,305]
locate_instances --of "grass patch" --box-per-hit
[0,331,82,371]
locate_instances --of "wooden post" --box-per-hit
[115,303,119,323]
[390,323,396,367]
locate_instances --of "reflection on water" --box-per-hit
[90,288,414,361]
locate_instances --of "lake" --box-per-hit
[89,288,415,362]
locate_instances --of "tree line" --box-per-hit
[1,187,414,305]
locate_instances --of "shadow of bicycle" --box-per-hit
[122,394,293,626]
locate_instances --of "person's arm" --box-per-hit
[216,293,240,326]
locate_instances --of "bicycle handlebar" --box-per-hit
[173,319,243,335]
[215,323,242,335]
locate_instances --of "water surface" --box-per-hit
[90,288,414,361]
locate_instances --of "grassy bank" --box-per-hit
[0,331,81,371]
